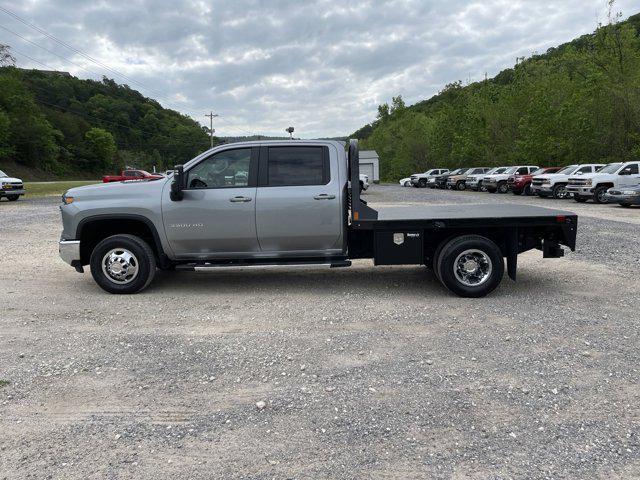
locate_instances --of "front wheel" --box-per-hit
[497,182,509,194]
[403,181,410,187]
[435,235,504,298]
[523,184,533,196]
[7,195,20,201]
[593,186,610,204]
[418,179,427,188]
[456,181,466,191]
[552,184,568,199]
[90,234,156,294]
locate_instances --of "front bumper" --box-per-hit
[606,193,640,204]
[0,189,25,196]
[532,184,552,193]
[59,240,81,268]
[566,185,592,195]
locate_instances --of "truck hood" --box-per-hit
[66,177,169,199]
[484,173,510,180]
[0,176,23,183]
[569,173,614,181]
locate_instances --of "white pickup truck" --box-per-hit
[567,162,640,203]
[0,169,25,201]
[410,169,449,188]
[532,164,604,199]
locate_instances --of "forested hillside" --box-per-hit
[353,14,640,181]
[0,67,211,179]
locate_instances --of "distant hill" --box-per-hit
[350,13,640,181]
[0,67,212,180]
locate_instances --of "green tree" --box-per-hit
[84,127,116,171]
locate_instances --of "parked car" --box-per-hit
[359,174,370,191]
[0,169,25,201]
[532,164,605,199]
[466,167,508,191]
[508,166,562,196]
[567,161,640,203]
[484,166,539,193]
[606,185,640,207]
[58,139,577,298]
[410,169,449,188]
[433,168,469,189]
[103,169,164,183]
[399,177,411,187]
[446,167,492,190]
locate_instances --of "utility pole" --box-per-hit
[205,111,218,148]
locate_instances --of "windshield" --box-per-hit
[597,163,623,174]
[449,168,465,175]
[0,170,6,177]
[485,167,507,175]
[504,167,519,174]
[556,165,579,175]
[531,168,546,175]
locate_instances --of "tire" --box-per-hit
[593,186,610,204]
[419,179,427,188]
[359,181,364,190]
[7,195,19,201]
[479,181,486,192]
[552,184,568,199]
[523,184,533,196]
[90,234,156,294]
[435,235,504,298]
[512,190,522,196]
[497,182,509,194]
[456,181,466,191]
[403,181,410,187]
[574,196,588,203]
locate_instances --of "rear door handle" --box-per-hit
[229,196,252,202]
[314,194,336,200]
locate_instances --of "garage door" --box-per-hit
[360,163,374,179]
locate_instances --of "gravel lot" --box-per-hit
[1,186,639,479]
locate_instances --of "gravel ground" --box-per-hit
[1,186,639,479]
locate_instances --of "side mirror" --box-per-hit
[170,165,185,201]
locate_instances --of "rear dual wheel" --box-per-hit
[433,235,504,298]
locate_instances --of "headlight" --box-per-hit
[0,182,6,188]
[542,179,551,184]
[585,179,592,186]
[62,193,75,205]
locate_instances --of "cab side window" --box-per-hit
[517,167,528,175]
[266,147,329,187]
[187,148,251,189]
[578,166,592,174]
[620,164,639,175]
[124,170,136,177]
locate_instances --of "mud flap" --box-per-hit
[506,228,518,281]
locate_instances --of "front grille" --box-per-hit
[568,178,587,186]
[532,179,544,186]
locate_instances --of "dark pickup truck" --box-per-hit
[59,140,577,298]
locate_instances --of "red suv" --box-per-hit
[508,167,562,196]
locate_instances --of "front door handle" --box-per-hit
[229,196,252,202]
[314,194,336,200]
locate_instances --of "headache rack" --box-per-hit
[348,139,378,221]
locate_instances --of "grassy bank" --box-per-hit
[24,180,100,198]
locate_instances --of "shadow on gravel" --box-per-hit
[136,264,552,299]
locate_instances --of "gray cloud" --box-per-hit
[1,0,637,137]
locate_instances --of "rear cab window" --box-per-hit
[262,146,330,187]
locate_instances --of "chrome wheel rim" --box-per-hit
[556,185,567,198]
[102,248,139,284]
[453,249,492,287]
[597,190,608,203]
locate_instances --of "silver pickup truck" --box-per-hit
[59,140,578,298]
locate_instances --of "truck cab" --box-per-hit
[59,140,577,298]
[567,162,640,203]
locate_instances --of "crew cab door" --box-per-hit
[618,163,640,187]
[162,147,259,258]
[255,145,342,254]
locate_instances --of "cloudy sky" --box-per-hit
[0,0,637,137]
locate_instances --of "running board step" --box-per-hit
[176,260,352,272]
